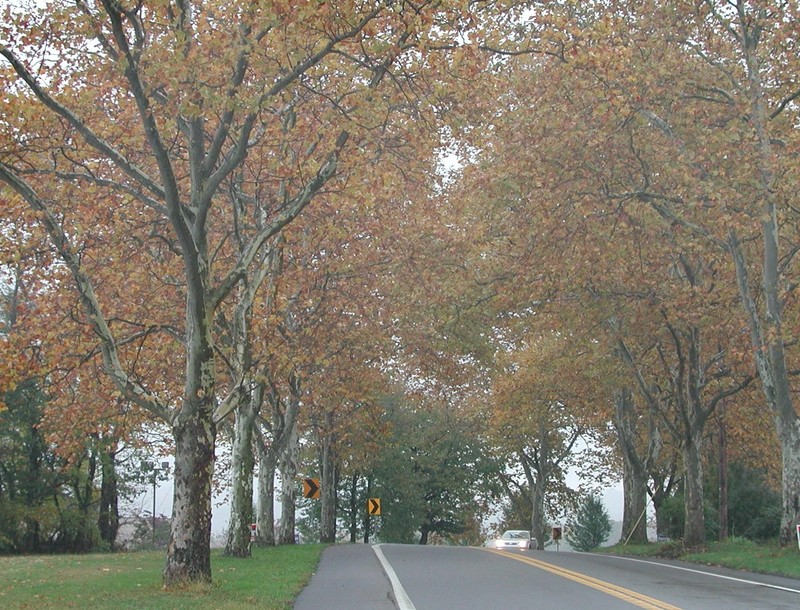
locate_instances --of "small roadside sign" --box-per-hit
[303,478,320,499]
[368,498,381,516]
[552,525,563,552]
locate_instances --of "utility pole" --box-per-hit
[146,460,170,547]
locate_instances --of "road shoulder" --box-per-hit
[293,543,396,609]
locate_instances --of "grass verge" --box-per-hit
[600,538,800,579]
[0,544,326,609]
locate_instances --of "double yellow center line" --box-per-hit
[484,549,682,610]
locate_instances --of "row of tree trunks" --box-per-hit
[225,406,304,552]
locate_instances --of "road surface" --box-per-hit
[293,543,800,609]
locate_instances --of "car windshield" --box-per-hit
[501,530,529,540]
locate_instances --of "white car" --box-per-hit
[485,529,537,551]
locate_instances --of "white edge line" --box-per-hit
[373,544,417,610]
[602,553,800,595]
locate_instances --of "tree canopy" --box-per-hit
[2,0,799,584]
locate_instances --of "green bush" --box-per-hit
[656,462,781,543]
[724,464,781,541]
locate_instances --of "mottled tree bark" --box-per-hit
[225,397,257,557]
[255,431,277,546]
[277,419,299,545]
[682,429,705,547]
[164,409,216,584]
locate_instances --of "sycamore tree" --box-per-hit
[227,182,406,549]
[440,0,798,547]
[264,173,420,545]
[489,330,617,546]
[535,0,800,545]
[0,0,527,584]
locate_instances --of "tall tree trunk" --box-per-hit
[620,458,647,544]
[650,473,674,540]
[731,14,800,546]
[531,418,553,548]
[530,474,546,547]
[776,418,800,545]
[164,409,216,584]
[681,326,709,548]
[729,230,800,545]
[319,428,338,543]
[682,429,705,547]
[261,370,301,547]
[223,258,270,557]
[363,476,373,544]
[255,430,277,546]
[349,473,359,543]
[71,449,97,553]
[277,418,299,545]
[98,445,119,549]
[613,388,649,544]
[520,443,548,547]
[225,397,257,557]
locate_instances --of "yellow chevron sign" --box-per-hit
[368,498,381,516]
[303,478,320,499]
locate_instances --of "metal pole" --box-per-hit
[152,467,157,547]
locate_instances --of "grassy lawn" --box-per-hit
[0,544,326,609]
[600,538,800,579]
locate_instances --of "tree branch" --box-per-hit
[0,163,171,422]
[0,47,165,201]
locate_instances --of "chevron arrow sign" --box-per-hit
[368,498,381,516]
[303,478,320,499]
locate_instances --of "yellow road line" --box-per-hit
[483,549,682,610]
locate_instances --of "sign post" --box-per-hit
[796,524,800,550]
[552,526,562,552]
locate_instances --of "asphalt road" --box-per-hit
[293,543,396,609]
[293,543,800,609]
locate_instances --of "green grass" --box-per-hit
[0,544,326,609]
[600,538,800,579]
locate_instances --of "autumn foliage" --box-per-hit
[2,1,800,586]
